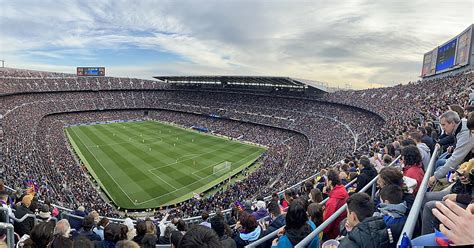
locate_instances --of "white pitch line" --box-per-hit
[138,149,264,206]
[148,170,178,190]
[70,127,139,206]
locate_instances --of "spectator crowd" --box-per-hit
[0,67,473,247]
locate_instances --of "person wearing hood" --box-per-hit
[271,199,319,248]
[355,156,377,196]
[233,211,263,248]
[408,131,431,171]
[323,169,349,240]
[401,145,424,196]
[252,200,269,221]
[37,204,52,222]
[340,193,391,248]
[373,185,407,248]
[263,200,286,248]
[376,166,415,212]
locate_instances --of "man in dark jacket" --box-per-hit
[339,193,391,248]
[73,215,101,241]
[69,206,87,231]
[355,156,377,196]
[419,127,436,154]
[263,201,285,248]
[13,194,35,237]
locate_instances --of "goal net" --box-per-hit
[213,161,232,175]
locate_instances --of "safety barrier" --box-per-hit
[0,222,15,248]
[245,174,360,247]
[396,146,440,246]
[294,155,401,247]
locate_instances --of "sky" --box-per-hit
[0,0,472,89]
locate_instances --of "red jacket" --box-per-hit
[403,163,424,196]
[323,184,349,239]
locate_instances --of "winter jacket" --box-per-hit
[272,221,319,248]
[374,202,408,248]
[264,214,286,248]
[323,184,349,239]
[200,221,212,228]
[73,228,102,241]
[220,234,238,248]
[252,208,269,221]
[69,210,87,231]
[421,135,436,154]
[402,193,415,213]
[339,216,390,248]
[141,234,158,248]
[438,133,455,148]
[403,163,424,196]
[355,167,377,196]
[132,234,144,244]
[417,143,431,171]
[450,179,474,205]
[13,204,35,237]
[234,225,263,248]
[94,240,116,248]
[435,119,474,180]
[93,226,105,240]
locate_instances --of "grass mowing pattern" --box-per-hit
[65,120,266,209]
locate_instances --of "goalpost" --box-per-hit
[213,161,232,175]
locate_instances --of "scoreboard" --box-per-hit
[421,24,473,77]
[77,67,105,77]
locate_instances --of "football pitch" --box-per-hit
[65,120,266,209]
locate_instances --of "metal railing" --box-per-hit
[1,134,372,228]
[0,207,11,224]
[245,176,360,247]
[294,155,401,247]
[0,222,15,248]
[396,146,440,246]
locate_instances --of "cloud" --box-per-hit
[0,0,472,89]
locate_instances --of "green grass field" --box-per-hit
[65,120,266,209]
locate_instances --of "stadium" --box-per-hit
[0,2,473,248]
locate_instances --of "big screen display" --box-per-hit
[436,38,457,72]
[421,48,437,77]
[77,67,105,76]
[455,27,472,66]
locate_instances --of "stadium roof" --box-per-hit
[153,76,330,92]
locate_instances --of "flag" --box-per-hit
[23,179,38,195]
[399,233,412,248]
[434,229,451,247]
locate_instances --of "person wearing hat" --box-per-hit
[37,204,52,222]
[13,194,35,237]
